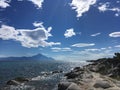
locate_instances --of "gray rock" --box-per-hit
[93,80,113,89]
[6,80,20,85]
[65,72,80,79]
[52,70,63,74]
[6,77,29,85]
[14,77,29,83]
[73,67,84,72]
[58,82,81,90]
[58,82,72,90]
[67,83,81,90]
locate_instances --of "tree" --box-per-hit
[114,53,120,60]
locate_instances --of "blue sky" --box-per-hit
[0,0,120,61]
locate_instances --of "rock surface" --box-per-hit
[6,77,30,85]
[58,82,73,90]
[58,82,81,90]
[6,80,20,85]
[60,67,120,90]
[93,80,112,89]
[67,83,81,90]
[59,53,120,90]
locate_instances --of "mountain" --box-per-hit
[0,54,54,61]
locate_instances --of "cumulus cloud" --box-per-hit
[98,2,120,16]
[70,0,96,18]
[109,32,120,37]
[0,0,10,8]
[0,24,61,48]
[28,0,44,8]
[0,0,44,9]
[64,28,76,38]
[71,43,95,47]
[17,0,44,8]
[91,33,101,37]
[51,47,72,52]
[0,25,19,40]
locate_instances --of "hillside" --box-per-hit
[0,54,54,61]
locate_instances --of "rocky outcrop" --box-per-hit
[52,70,63,74]
[67,83,81,90]
[58,82,81,90]
[93,80,113,89]
[58,53,120,90]
[87,58,120,79]
[7,77,30,85]
[65,67,84,79]
[58,66,120,90]
[6,80,20,85]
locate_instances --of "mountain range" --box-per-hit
[0,54,54,61]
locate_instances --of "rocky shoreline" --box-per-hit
[58,53,120,90]
[0,70,63,90]
[2,53,120,90]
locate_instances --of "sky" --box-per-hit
[0,0,120,61]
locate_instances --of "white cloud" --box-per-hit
[0,24,61,48]
[28,0,44,8]
[98,2,120,16]
[51,47,72,52]
[0,0,10,8]
[91,33,101,37]
[0,25,19,40]
[71,43,95,47]
[85,47,112,52]
[101,48,106,50]
[0,0,44,9]
[117,1,120,3]
[108,46,112,49]
[98,2,110,12]
[64,28,76,38]
[85,48,101,52]
[115,45,120,48]
[109,32,120,37]
[70,0,96,18]
[33,22,43,27]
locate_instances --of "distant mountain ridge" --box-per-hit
[0,54,54,61]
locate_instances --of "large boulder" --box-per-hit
[58,82,72,90]
[6,77,30,85]
[93,80,113,89]
[67,83,81,90]
[58,82,81,90]
[65,72,81,79]
[14,77,29,83]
